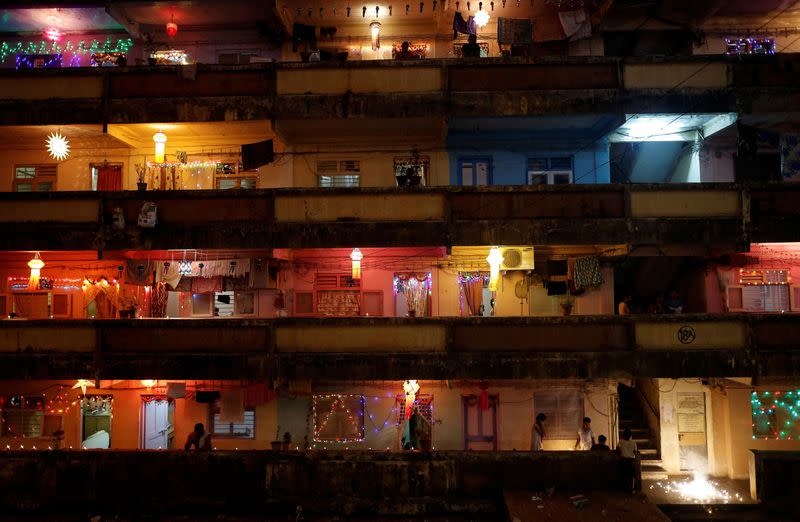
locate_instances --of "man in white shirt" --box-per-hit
[575,417,595,451]
[617,427,638,492]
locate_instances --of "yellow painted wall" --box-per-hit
[278,379,616,451]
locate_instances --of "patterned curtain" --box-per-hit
[459,273,487,316]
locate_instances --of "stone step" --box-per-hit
[639,448,659,457]
[641,463,669,481]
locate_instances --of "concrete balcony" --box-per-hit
[0,183,756,251]
[1,314,799,380]
[0,55,799,123]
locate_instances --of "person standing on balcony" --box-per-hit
[617,428,638,493]
[665,290,684,314]
[396,41,418,60]
[575,417,595,451]
[461,34,481,58]
[591,434,610,450]
[531,413,546,451]
[618,295,633,315]
[185,423,212,451]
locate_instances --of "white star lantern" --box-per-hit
[46,132,70,161]
[72,379,95,395]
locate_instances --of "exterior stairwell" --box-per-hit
[618,384,669,481]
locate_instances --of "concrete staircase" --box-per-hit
[618,384,669,481]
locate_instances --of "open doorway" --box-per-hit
[140,397,175,449]
[81,395,113,449]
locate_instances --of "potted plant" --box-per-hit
[560,296,574,316]
[282,431,292,451]
[143,34,162,66]
[135,164,147,191]
[271,426,283,450]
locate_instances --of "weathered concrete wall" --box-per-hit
[0,184,768,250]
[3,315,800,380]
[749,450,800,517]
[0,57,798,123]
[0,450,629,516]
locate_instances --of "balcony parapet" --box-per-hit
[0,183,762,250]
[2,314,800,380]
[0,55,798,122]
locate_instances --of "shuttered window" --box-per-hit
[14,165,56,192]
[317,160,360,187]
[533,390,584,439]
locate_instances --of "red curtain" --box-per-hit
[97,165,122,191]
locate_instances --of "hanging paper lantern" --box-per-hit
[46,132,70,160]
[350,248,363,279]
[479,380,489,411]
[486,247,503,291]
[370,21,382,50]
[403,379,420,419]
[153,131,167,163]
[27,252,44,290]
[166,21,178,37]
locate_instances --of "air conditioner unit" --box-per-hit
[499,247,534,270]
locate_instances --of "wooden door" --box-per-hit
[463,395,498,450]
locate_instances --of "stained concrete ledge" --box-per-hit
[0,450,629,517]
[2,314,800,379]
[0,182,783,250]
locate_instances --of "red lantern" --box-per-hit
[479,380,489,411]
[166,21,178,37]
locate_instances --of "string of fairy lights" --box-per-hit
[751,390,800,440]
[0,37,133,64]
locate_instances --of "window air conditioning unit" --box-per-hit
[499,247,534,270]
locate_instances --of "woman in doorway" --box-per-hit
[531,413,546,451]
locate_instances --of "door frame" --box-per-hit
[462,394,499,450]
[139,395,174,449]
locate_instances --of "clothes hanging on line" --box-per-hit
[453,12,477,39]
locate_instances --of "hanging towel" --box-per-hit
[124,260,156,286]
[453,13,477,39]
[558,9,591,41]
[574,257,604,289]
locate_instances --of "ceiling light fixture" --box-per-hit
[475,3,490,27]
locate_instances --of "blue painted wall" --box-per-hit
[447,143,611,186]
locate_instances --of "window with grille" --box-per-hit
[395,394,434,426]
[14,165,56,192]
[727,269,792,312]
[317,160,361,188]
[216,176,257,190]
[533,390,584,439]
[527,157,573,185]
[210,405,255,439]
[1,396,45,437]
